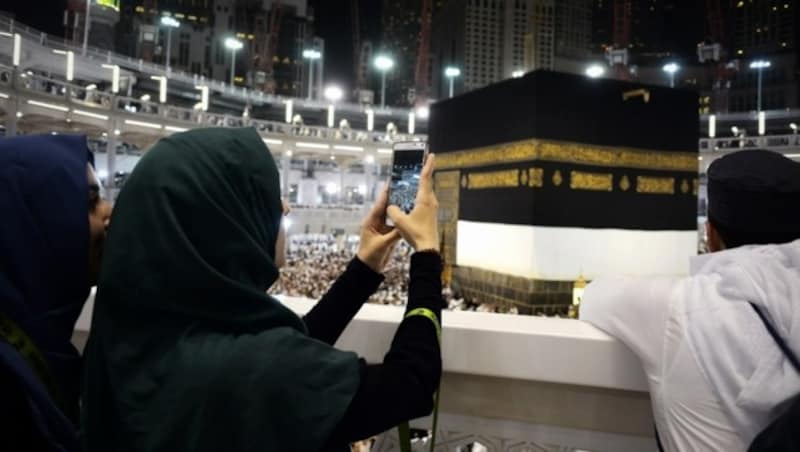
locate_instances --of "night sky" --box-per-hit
[7,0,68,36]
[6,0,708,87]
[309,0,383,94]
[6,0,381,94]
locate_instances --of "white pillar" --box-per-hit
[298,160,318,206]
[281,153,291,198]
[106,120,118,192]
[363,163,371,204]
[5,69,19,136]
[365,162,378,203]
[285,99,293,123]
[339,163,346,205]
[5,106,18,137]
[366,109,374,131]
[298,179,319,206]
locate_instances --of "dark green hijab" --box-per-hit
[82,128,360,452]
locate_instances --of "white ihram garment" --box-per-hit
[580,240,800,452]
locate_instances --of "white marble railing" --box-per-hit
[0,14,420,119]
[699,134,800,153]
[0,66,426,145]
[74,294,656,451]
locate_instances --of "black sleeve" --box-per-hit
[0,369,44,451]
[303,257,384,346]
[325,251,444,445]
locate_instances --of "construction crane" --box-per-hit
[253,0,283,93]
[413,0,432,106]
[698,0,737,113]
[606,0,632,80]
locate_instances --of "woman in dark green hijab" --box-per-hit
[82,127,443,451]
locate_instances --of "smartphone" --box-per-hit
[387,141,427,225]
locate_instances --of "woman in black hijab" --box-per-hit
[83,127,442,451]
[0,134,111,451]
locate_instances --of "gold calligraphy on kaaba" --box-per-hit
[466,169,520,189]
[434,171,461,274]
[528,168,544,187]
[636,176,675,194]
[570,171,614,192]
[434,138,698,172]
[463,168,546,189]
[552,170,563,187]
[619,175,631,191]
[434,171,460,189]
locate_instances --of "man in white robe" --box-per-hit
[581,150,800,452]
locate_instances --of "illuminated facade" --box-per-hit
[115,0,316,97]
[728,0,798,111]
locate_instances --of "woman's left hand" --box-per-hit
[357,186,402,273]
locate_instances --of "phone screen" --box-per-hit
[389,147,425,214]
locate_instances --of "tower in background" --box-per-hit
[380,0,445,106]
[727,0,797,111]
[114,0,317,97]
[525,0,555,71]
[65,0,120,51]
[432,0,592,99]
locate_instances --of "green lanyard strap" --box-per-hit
[397,307,442,452]
[0,313,66,413]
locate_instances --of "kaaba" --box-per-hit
[429,70,699,315]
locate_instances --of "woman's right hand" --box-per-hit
[387,154,440,252]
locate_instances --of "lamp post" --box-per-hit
[160,16,180,73]
[324,85,343,128]
[82,0,91,56]
[585,64,605,78]
[444,66,461,98]
[324,85,343,103]
[662,62,679,88]
[749,60,771,112]
[225,37,244,85]
[374,54,394,108]
[302,49,322,100]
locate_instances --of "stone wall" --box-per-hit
[452,266,575,315]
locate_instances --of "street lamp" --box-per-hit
[225,37,244,85]
[160,16,180,73]
[324,85,343,128]
[585,64,605,78]
[444,66,461,98]
[374,54,394,108]
[511,70,524,78]
[324,85,343,102]
[302,49,321,100]
[749,60,771,112]
[791,123,798,135]
[662,63,679,88]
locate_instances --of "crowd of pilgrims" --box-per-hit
[269,234,520,314]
